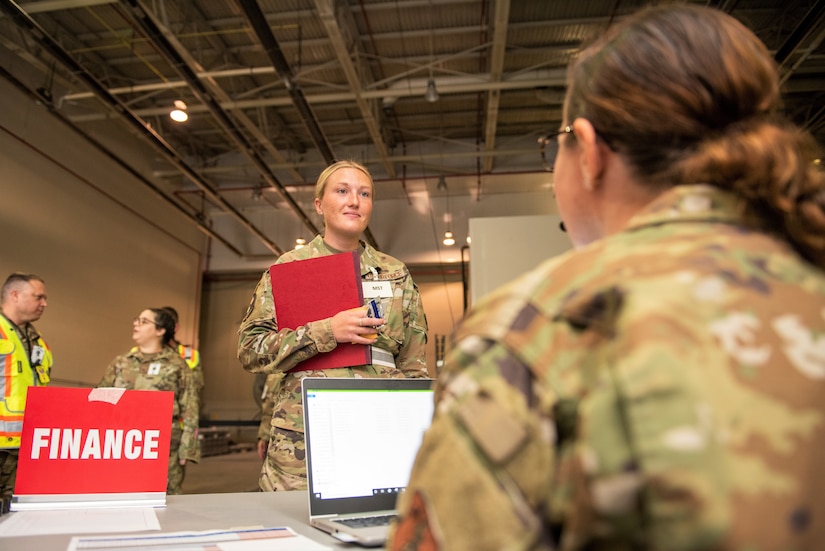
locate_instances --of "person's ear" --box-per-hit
[571,118,605,191]
[314,197,323,216]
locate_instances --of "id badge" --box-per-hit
[362,281,392,299]
[31,345,45,366]
[35,365,50,384]
[147,362,162,376]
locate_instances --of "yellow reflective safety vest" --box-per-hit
[177,344,200,370]
[0,315,53,449]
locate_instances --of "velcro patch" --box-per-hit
[456,393,528,464]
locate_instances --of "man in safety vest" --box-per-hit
[0,273,52,501]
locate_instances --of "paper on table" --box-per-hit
[66,526,332,551]
[0,507,160,537]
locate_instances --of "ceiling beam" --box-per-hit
[312,0,396,179]
[482,0,510,173]
[237,0,379,249]
[67,71,568,122]
[0,0,283,256]
[121,0,320,247]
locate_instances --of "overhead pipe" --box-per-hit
[121,0,319,243]
[237,0,334,162]
[0,0,282,256]
[66,72,568,120]
[237,0,380,250]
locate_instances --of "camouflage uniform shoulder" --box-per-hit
[274,234,328,265]
[454,251,572,344]
[158,345,189,369]
[361,242,409,280]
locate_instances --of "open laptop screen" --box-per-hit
[302,377,434,517]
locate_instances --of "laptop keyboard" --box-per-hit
[334,514,396,528]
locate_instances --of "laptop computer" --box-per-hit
[302,377,435,547]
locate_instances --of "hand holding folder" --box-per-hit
[270,251,375,371]
[332,306,378,344]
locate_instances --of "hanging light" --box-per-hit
[251,181,263,201]
[295,238,306,250]
[170,100,188,122]
[439,176,454,246]
[425,79,439,103]
[436,174,447,191]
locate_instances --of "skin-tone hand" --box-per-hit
[179,459,187,466]
[331,306,384,344]
[257,439,267,461]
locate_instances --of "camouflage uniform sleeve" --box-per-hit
[389,336,553,550]
[257,372,283,440]
[98,357,119,387]
[191,363,205,392]
[238,270,337,375]
[393,277,428,378]
[177,359,201,463]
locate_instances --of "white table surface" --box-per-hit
[0,490,350,550]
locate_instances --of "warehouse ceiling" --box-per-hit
[1,0,824,265]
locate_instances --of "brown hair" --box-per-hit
[1,273,45,303]
[313,160,374,201]
[565,4,825,266]
[148,307,177,346]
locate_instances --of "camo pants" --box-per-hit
[260,427,307,491]
[167,425,186,495]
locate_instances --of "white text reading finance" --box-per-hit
[30,428,161,460]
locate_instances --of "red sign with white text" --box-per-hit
[14,386,173,495]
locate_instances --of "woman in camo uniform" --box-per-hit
[238,160,429,492]
[98,307,200,495]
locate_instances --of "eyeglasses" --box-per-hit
[133,317,158,327]
[538,125,573,172]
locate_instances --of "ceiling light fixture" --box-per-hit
[440,175,455,246]
[170,100,188,122]
[295,238,306,250]
[436,174,447,191]
[425,79,439,103]
[251,181,263,201]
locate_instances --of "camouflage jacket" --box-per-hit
[390,184,825,551]
[99,346,201,463]
[239,235,428,434]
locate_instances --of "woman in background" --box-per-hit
[99,307,200,495]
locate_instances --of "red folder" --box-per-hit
[270,251,371,371]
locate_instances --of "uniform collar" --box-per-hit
[624,184,743,234]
